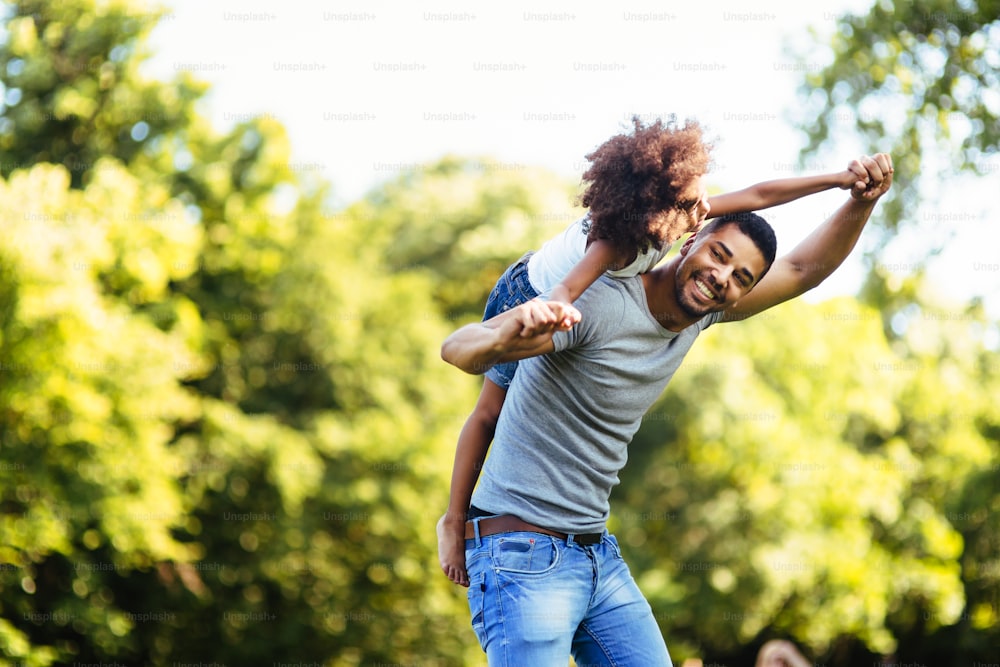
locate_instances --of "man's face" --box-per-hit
[674,224,767,318]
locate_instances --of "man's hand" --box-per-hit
[850,153,893,202]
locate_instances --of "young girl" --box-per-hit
[438,116,867,586]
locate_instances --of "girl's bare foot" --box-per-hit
[436,514,469,587]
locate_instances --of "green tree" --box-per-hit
[0,0,205,188]
[8,1,995,665]
[0,159,207,662]
[350,154,582,321]
[788,5,1000,662]
[793,0,1000,241]
[613,296,999,666]
[0,1,483,664]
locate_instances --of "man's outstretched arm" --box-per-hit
[722,153,893,323]
[441,299,581,374]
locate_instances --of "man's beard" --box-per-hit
[674,270,717,319]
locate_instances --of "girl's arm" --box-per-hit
[550,239,628,304]
[707,161,868,219]
[722,154,892,323]
[441,299,579,374]
[438,379,507,587]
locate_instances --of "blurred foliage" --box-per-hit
[792,0,1000,247]
[1,1,998,666]
[0,0,206,188]
[349,155,582,322]
[0,0,479,664]
[616,297,1000,665]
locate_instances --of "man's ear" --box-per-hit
[678,232,699,256]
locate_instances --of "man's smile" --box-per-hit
[694,278,717,302]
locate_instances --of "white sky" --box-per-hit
[143,0,1000,316]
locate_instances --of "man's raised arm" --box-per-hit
[441,299,581,374]
[722,153,893,323]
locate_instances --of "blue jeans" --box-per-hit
[483,253,539,390]
[465,528,672,666]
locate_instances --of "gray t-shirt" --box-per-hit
[471,275,722,533]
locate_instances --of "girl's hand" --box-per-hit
[849,153,894,202]
[841,158,870,190]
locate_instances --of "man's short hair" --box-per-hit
[700,212,777,282]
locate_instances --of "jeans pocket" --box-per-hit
[605,533,624,560]
[493,534,560,574]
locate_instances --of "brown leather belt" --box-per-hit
[465,514,603,545]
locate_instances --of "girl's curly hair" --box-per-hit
[580,116,713,260]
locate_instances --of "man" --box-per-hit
[441,154,893,666]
